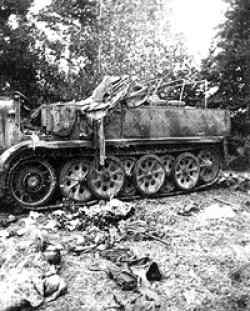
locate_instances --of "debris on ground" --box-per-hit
[98,247,162,282]
[89,262,138,291]
[0,214,17,228]
[176,201,200,216]
[88,246,163,309]
[219,171,250,193]
[0,229,66,311]
[230,262,250,284]
[146,262,162,281]
[0,198,166,310]
[51,199,135,232]
[2,186,250,311]
[242,200,250,210]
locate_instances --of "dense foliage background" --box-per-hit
[0,0,249,111]
[201,0,250,110]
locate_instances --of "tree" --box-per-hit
[0,0,42,100]
[99,0,195,82]
[201,0,250,110]
[39,0,197,94]
[36,0,200,102]
[97,0,203,107]
[37,0,99,100]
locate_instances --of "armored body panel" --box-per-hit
[105,106,230,140]
[40,103,230,142]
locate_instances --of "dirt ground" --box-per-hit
[2,172,250,311]
[36,187,250,311]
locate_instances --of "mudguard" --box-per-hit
[0,140,34,172]
[0,140,32,198]
[0,138,94,172]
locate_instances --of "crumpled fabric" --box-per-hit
[0,267,45,310]
[0,232,64,311]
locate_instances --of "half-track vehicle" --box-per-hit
[0,77,231,209]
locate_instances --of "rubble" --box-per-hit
[146,262,162,282]
[87,246,163,309]
[0,231,67,311]
[219,171,250,193]
[176,201,200,216]
[0,214,17,228]
[230,263,250,284]
[50,199,135,232]
[43,244,62,265]
[2,186,250,311]
[107,266,138,291]
[12,199,164,309]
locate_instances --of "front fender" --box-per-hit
[0,140,34,172]
[0,135,93,172]
[0,140,34,198]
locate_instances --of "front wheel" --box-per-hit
[8,158,57,209]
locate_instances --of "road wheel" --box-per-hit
[88,156,125,199]
[134,155,165,196]
[198,149,220,183]
[59,159,92,202]
[174,152,200,190]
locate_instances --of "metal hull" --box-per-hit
[105,106,230,140]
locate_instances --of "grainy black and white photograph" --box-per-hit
[0,0,249,310]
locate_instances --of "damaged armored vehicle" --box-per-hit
[0,76,231,209]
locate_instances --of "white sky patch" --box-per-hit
[171,0,228,62]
